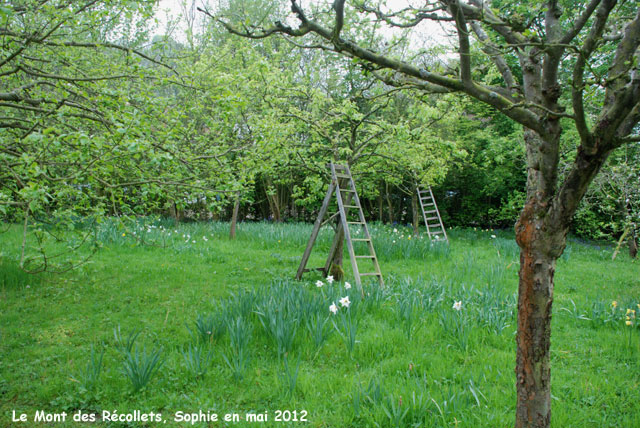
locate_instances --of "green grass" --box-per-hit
[0,220,639,427]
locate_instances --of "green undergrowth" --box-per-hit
[0,220,638,427]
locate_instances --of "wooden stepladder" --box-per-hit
[417,186,448,243]
[296,163,384,288]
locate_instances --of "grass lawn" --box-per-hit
[1,220,639,427]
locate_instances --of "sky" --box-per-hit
[153,0,452,50]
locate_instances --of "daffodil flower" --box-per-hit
[329,303,338,314]
[453,300,462,311]
[344,282,351,290]
[340,296,351,308]
[326,275,334,284]
[316,280,324,288]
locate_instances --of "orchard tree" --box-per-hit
[206,1,640,427]
[0,0,168,270]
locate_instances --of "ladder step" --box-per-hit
[352,238,371,242]
[340,189,357,193]
[335,173,351,179]
[425,210,437,214]
[426,216,439,221]
[360,272,381,277]
[343,204,359,209]
[347,221,364,225]
[355,255,375,259]
[428,224,442,228]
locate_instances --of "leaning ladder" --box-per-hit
[296,163,384,288]
[417,186,448,243]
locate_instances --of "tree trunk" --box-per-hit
[329,177,352,280]
[377,189,383,222]
[514,205,556,428]
[330,228,345,281]
[411,190,420,236]
[385,182,394,224]
[169,201,180,226]
[630,227,638,259]
[229,195,240,240]
[513,126,611,427]
[264,177,282,222]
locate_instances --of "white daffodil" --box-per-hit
[329,303,338,314]
[344,282,351,290]
[340,296,351,308]
[316,280,324,288]
[452,300,462,311]
[491,234,497,239]
[326,275,334,284]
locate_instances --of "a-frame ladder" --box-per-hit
[296,163,383,288]
[417,186,448,243]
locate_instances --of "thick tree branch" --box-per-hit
[332,0,346,41]
[469,21,517,92]
[572,0,618,148]
[560,0,603,44]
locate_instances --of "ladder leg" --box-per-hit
[429,186,448,243]
[350,173,383,287]
[296,181,335,280]
[323,178,353,275]
[336,182,361,288]
[417,186,431,239]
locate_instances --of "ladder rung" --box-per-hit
[360,272,381,276]
[426,216,439,221]
[428,224,441,228]
[352,238,371,242]
[425,210,437,214]
[335,173,351,179]
[340,189,357,193]
[355,255,375,259]
[347,221,364,225]
[343,204,359,209]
